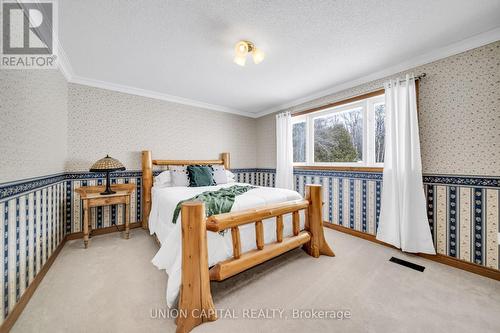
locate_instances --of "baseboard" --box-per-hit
[324,222,500,281]
[0,238,67,333]
[417,253,500,281]
[65,222,142,240]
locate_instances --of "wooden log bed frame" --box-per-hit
[141,150,334,333]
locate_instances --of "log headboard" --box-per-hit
[140,150,230,228]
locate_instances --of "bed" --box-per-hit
[141,151,334,333]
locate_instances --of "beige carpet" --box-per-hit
[12,228,500,333]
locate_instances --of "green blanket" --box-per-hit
[172,185,255,225]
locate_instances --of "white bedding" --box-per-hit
[149,182,304,307]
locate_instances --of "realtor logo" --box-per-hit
[1,0,57,68]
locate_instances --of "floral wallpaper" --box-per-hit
[0,69,68,183]
[66,84,257,171]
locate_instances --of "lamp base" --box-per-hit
[100,188,116,195]
[100,171,115,195]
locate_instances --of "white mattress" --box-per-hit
[149,182,304,307]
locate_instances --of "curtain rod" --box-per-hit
[396,72,426,83]
[291,72,426,117]
[357,72,427,95]
[379,72,426,89]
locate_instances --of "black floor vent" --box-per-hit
[389,257,425,272]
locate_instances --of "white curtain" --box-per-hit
[275,112,294,190]
[376,74,435,254]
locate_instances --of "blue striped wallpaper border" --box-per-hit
[2,170,498,201]
[64,170,143,180]
[422,175,498,188]
[0,174,66,200]
[251,168,498,187]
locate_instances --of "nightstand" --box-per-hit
[74,183,136,248]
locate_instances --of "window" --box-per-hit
[374,102,385,163]
[292,121,306,163]
[292,93,385,167]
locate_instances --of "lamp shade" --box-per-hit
[234,41,249,57]
[89,155,125,172]
[233,54,246,66]
[252,47,265,64]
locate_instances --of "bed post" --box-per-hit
[177,202,216,333]
[305,184,335,258]
[221,152,230,169]
[142,150,153,229]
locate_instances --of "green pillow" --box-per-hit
[187,165,215,187]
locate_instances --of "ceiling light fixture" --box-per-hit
[233,40,265,66]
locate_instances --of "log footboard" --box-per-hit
[304,184,335,258]
[177,202,217,333]
[176,184,334,333]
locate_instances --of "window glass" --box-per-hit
[374,103,385,163]
[313,107,363,163]
[292,121,306,163]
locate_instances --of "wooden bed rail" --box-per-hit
[176,184,334,333]
[207,199,311,280]
[206,199,309,232]
[153,159,223,166]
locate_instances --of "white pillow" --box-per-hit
[169,165,189,186]
[154,170,172,187]
[226,170,236,183]
[211,165,228,184]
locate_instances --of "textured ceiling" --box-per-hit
[59,0,500,116]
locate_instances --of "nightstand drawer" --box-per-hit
[88,196,127,207]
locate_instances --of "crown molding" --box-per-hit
[54,47,256,117]
[254,27,500,118]
[67,75,256,118]
[57,46,254,118]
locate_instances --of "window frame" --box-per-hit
[292,93,385,168]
